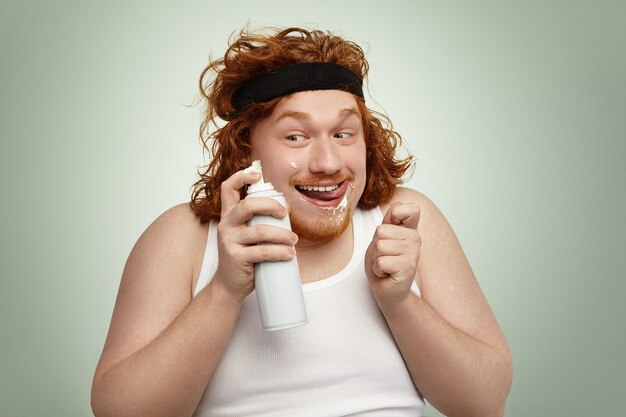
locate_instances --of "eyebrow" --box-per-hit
[275,107,360,122]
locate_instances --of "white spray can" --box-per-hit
[245,160,308,331]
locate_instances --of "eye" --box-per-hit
[334,132,352,139]
[286,134,306,142]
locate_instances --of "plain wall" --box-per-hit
[1,1,624,416]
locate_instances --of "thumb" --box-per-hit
[383,202,420,229]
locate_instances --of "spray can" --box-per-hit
[245,161,308,331]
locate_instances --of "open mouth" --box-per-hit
[295,180,349,206]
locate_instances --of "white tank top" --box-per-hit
[192,206,424,416]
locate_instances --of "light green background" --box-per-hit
[1,1,624,416]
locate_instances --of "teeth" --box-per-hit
[298,184,339,192]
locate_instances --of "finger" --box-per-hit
[367,249,388,278]
[374,224,422,244]
[373,238,410,257]
[246,244,296,263]
[383,202,420,229]
[374,255,413,279]
[226,197,288,226]
[372,260,388,278]
[238,224,298,246]
[371,254,405,278]
[220,171,262,217]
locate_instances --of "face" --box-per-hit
[249,90,367,244]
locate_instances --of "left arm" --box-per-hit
[365,187,513,417]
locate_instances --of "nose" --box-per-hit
[308,137,342,175]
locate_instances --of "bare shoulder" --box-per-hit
[385,186,451,235]
[387,186,433,206]
[131,202,209,289]
[94,204,208,379]
[121,201,210,304]
[387,186,466,277]
[141,202,207,243]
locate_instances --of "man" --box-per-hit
[92,27,512,417]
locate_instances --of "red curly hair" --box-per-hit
[190,27,414,223]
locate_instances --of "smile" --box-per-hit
[296,184,339,192]
[294,180,349,206]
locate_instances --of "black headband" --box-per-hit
[231,62,364,116]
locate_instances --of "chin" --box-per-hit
[290,205,353,242]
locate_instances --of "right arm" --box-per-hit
[91,170,297,417]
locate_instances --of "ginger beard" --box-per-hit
[289,202,352,241]
[288,176,356,242]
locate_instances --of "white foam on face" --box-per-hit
[336,193,348,212]
[319,182,351,215]
[308,182,354,234]
[289,161,298,169]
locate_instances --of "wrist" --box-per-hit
[206,277,249,308]
[378,292,420,322]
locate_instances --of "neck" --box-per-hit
[295,220,354,284]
